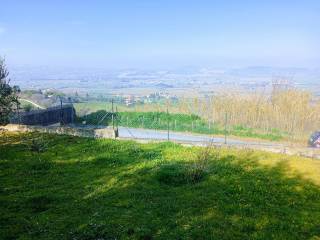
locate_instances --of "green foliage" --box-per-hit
[0,58,20,125]
[157,145,213,186]
[1,133,320,239]
[79,110,284,141]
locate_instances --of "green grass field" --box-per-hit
[1,132,320,239]
[74,101,130,113]
[79,110,285,141]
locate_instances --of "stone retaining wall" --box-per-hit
[2,124,118,139]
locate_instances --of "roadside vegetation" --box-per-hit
[78,110,285,141]
[74,88,320,143]
[179,89,320,142]
[1,132,320,239]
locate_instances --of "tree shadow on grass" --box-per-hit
[75,154,320,240]
[1,133,320,239]
[1,133,168,239]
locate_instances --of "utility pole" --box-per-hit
[115,106,119,138]
[112,99,114,129]
[224,112,228,144]
[167,105,169,141]
[115,106,118,128]
[60,97,63,126]
[16,102,20,125]
[71,103,74,124]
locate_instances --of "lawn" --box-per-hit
[1,132,320,239]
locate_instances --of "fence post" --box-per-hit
[167,106,169,141]
[112,99,114,130]
[17,102,21,125]
[60,97,63,126]
[115,106,118,129]
[224,112,228,144]
[71,105,74,125]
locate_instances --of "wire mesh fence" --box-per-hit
[9,96,320,160]
[10,95,288,143]
[74,99,234,143]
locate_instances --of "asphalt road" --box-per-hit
[118,127,285,148]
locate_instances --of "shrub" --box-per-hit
[156,147,216,186]
[188,145,216,183]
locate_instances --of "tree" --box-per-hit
[0,58,20,125]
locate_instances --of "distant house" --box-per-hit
[124,95,135,106]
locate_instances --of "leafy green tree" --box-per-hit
[0,58,20,125]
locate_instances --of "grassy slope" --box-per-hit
[1,132,320,240]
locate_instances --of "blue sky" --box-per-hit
[0,0,319,68]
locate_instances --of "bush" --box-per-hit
[156,146,218,186]
[188,145,215,183]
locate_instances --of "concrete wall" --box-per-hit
[2,124,118,139]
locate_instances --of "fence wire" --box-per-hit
[77,100,224,144]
